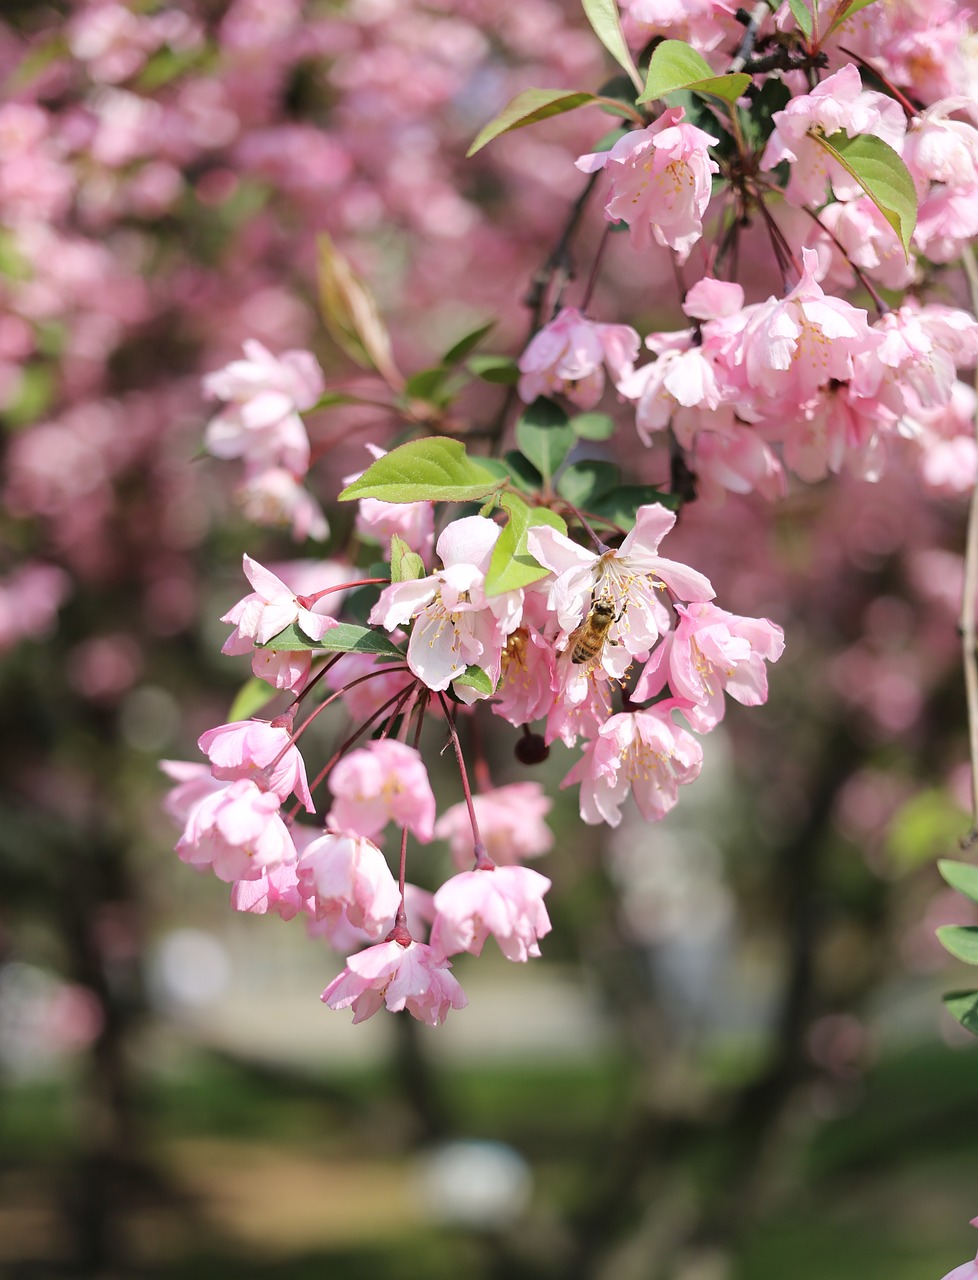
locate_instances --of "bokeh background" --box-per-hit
[2,1,978,1277]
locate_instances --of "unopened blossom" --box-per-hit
[634,602,785,731]
[517,307,640,410]
[435,782,554,870]
[328,740,436,843]
[526,503,714,664]
[231,860,311,921]
[176,779,297,882]
[203,339,324,478]
[760,64,907,206]
[563,705,704,827]
[222,554,340,652]
[576,108,719,261]
[296,830,402,940]
[430,866,553,962]
[198,718,314,812]
[369,515,523,694]
[322,939,467,1026]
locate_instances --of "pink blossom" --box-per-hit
[683,425,786,505]
[176,779,297,882]
[527,504,714,664]
[321,939,467,1025]
[817,197,918,292]
[369,515,523,694]
[0,561,70,650]
[576,108,719,261]
[435,782,554,870]
[620,0,739,54]
[346,445,435,560]
[634,602,785,731]
[517,307,640,410]
[546,662,616,748]
[198,718,314,812]
[159,760,224,825]
[430,865,553,962]
[492,625,557,727]
[236,468,330,542]
[296,830,401,940]
[222,554,340,651]
[563,706,704,827]
[203,339,324,478]
[938,1218,978,1280]
[328,740,436,842]
[324,650,416,721]
[231,860,311,920]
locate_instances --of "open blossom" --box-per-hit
[430,866,553,962]
[526,503,714,664]
[231,860,311,921]
[322,940,467,1026]
[369,515,523,694]
[517,307,639,410]
[198,718,314,812]
[634,602,785,731]
[176,779,297,882]
[938,1218,978,1280]
[492,624,557,727]
[327,740,436,843]
[296,830,401,940]
[222,554,340,664]
[563,705,704,827]
[576,108,719,261]
[435,782,554,870]
[202,339,324,478]
[160,760,224,824]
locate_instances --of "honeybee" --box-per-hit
[569,595,618,666]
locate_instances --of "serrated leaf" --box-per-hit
[503,450,544,494]
[939,860,978,906]
[813,130,917,258]
[467,88,597,157]
[826,0,879,36]
[485,493,567,597]
[261,621,405,658]
[937,925,978,966]
[944,989,978,1036]
[640,40,751,104]
[390,535,425,583]
[515,398,576,487]
[590,485,680,530]
[582,0,643,92]
[317,233,401,384]
[338,437,500,504]
[228,676,275,723]
[569,412,616,441]
[787,0,814,38]
[442,322,495,365]
[452,664,495,696]
[468,354,520,385]
[557,460,622,507]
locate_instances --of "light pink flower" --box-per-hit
[203,339,324,478]
[176,779,297,882]
[0,561,70,650]
[526,504,714,664]
[296,830,401,940]
[576,108,719,261]
[369,515,523,694]
[492,625,557,727]
[634,602,785,731]
[430,865,553,962]
[324,650,416,721]
[817,197,918,292]
[159,760,224,825]
[236,467,329,542]
[517,307,640,410]
[346,445,435,560]
[231,860,311,920]
[222,554,340,651]
[620,0,739,54]
[321,939,467,1025]
[938,1218,978,1280]
[328,740,436,842]
[198,718,314,812]
[435,782,554,870]
[563,706,704,827]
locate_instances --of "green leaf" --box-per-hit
[885,790,969,871]
[515,398,576,487]
[261,622,405,658]
[308,391,368,412]
[317,232,401,383]
[403,366,451,404]
[390,535,426,584]
[826,0,880,37]
[944,989,978,1036]
[452,665,495,696]
[590,485,680,530]
[227,677,276,723]
[813,131,917,258]
[787,0,814,38]
[504,450,544,494]
[937,925,978,966]
[582,0,643,91]
[467,88,598,157]
[468,354,520,385]
[939,860,978,906]
[569,412,616,441]
[338,437,500,504]
[442,322,495,365]
[639,40,751,104]
[557,460,622,507]
[485,493,567,597]
[740,77,792,151]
